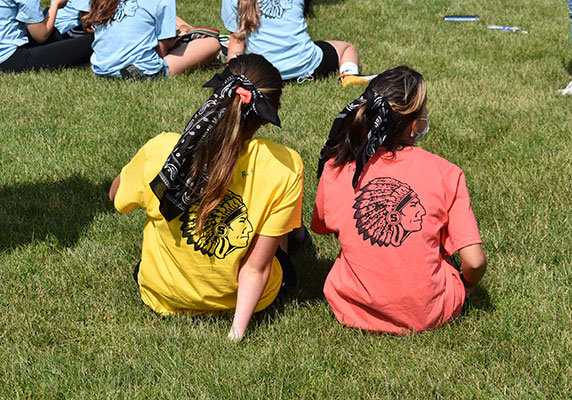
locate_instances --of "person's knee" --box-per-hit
[203,37,221,53]
[342,42,358,57]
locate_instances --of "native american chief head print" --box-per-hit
[114,0,139,22]
[353,177,426,247]
[180,190,253,259]
[259,0,293,19]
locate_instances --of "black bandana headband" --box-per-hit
[317,87,394,189]
[150,73,281,221]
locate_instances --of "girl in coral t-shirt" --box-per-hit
[311,66,487,334]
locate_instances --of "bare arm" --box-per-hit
[227,32,245,60]
[156,40,170,58]
[228,234,281,341]
[109,174,120,202]
[458,243,487,296]
[26,0,68,43]
[157,36,184,57]
[176,16,193,34]
[156,15,190,58]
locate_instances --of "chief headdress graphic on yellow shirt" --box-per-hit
[180,190,253,259]
[353,177,426,247]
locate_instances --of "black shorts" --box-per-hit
[275,245,296,293]
[313,40,339,78]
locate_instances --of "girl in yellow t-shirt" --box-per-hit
[109,54,304,341]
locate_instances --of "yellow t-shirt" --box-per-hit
[114,132,303,315]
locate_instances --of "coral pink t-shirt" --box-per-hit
[311,147,482,334]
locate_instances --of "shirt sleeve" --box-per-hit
[220,0,238,32]
[15,0,45,24]
[114,145,150,214]
[258,157,304,237]
[310,172,333,235]
[155,0,176,40]
[74,0,91,13]
[441,170,482,255]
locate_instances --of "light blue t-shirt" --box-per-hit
[54,0,90,35]
[91,0,176,77]
[221,0,323,80]
[0,0,44,63]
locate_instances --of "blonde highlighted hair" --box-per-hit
[322,66,427,168]
[235,0,261,40]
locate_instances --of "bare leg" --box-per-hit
[165,37,219,76]
[325,40,376,86]
[324,40,359,67]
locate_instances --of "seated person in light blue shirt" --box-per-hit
[83,0,220,78]
[221,0,370,86]
[0,0,92,72]
[54,0,91,38]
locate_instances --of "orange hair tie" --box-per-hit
[235,87,252,104]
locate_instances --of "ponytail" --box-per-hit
[150,55,283,229]
[318,66,426,185]
[236,0,260,40]
[191,96,246,233]
[83,0,123,27]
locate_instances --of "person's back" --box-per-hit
[85,0,219,78]
[312,66,487,334]
[314,147,480,333]
[110,54,304,341]
[222,0,320,80]
[54,0,91,36]
[89,0,172,76]
[221,0,370,85]
[115,133,302,315]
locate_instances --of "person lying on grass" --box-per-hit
[109,54,304,341]
[311,66,487,334]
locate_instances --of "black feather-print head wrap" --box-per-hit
[317,86,394,189]
[149,72,281,221]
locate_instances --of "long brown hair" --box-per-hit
[83,0,123,27]
[235,0,260,40]
[323,66,427,168]
[191,54,282,232]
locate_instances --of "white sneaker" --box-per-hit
[297,72,314,84]
[557,80,572,95]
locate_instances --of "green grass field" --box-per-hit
[1,0,571,398]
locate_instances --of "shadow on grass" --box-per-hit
[249,244,335,331]
[461,285,494,314]
[0,175,113,251]
[567,59,572,75]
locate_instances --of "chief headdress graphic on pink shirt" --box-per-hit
[180,190,253,259]
[353,177,426,247]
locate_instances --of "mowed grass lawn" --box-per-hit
[1,0,571,398]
